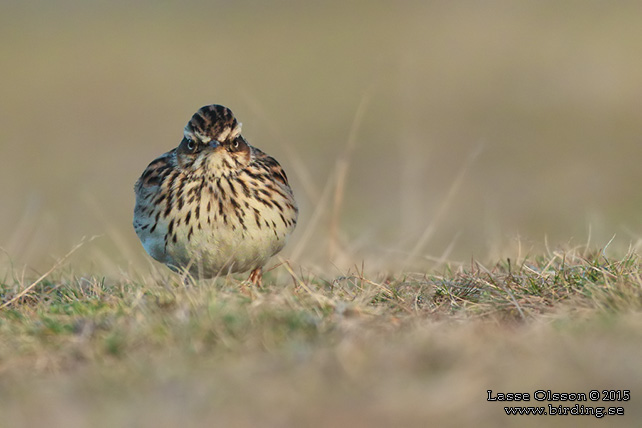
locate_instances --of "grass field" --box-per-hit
[1,246,641,426]
[2,1,642,426]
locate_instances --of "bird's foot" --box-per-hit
[248,267,263,288]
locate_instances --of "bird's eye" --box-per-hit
[232,139,239,149]
[186,139,196,151]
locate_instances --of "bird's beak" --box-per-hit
[208,140,221,149]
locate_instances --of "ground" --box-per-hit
[1,248,640,427]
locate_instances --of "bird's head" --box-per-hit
[176,104,251,176]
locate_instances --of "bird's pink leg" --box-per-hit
[248,267,263,288]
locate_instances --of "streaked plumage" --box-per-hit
[133,104,297,286]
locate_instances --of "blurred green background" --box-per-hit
[2,0,642,274]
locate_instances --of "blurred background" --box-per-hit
[2,0,642,276]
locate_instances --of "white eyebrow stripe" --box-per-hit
[230,123,242,138]
[183,122,241,143]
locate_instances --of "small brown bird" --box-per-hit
[133,104,298,286]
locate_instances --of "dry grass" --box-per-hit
[1,244,641,427]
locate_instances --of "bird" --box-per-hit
[133,104,298,287]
